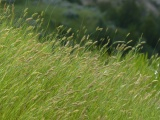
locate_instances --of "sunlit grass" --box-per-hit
[0,5,160,120]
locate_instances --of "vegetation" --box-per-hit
[2,0,160,56]
[66,0,82,4]
[98,0,160,56]
[0,5,160,120]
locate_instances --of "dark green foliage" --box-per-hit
[140,15,159,48]
[96,0,160,55]
[66,0,82,4]
[117,0,141,29]
[14,0,23,3]
[6,0,160,56]
[97,2,112,12]
[14,0,31,4]
[97,2,119,23]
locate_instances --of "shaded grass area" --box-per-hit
[0,5,160,120]
[9,1,101,34]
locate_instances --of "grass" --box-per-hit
[0,5,160,120]
[7,0,101,34]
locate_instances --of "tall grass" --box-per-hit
[0,5,160,120]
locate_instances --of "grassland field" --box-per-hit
[0,3,160,120]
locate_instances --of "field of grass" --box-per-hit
[0,5,160,120]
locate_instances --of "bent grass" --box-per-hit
[0,6,160,120]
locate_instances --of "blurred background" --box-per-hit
[1,0,160,56]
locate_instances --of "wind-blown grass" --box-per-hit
[0,6,160,120]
